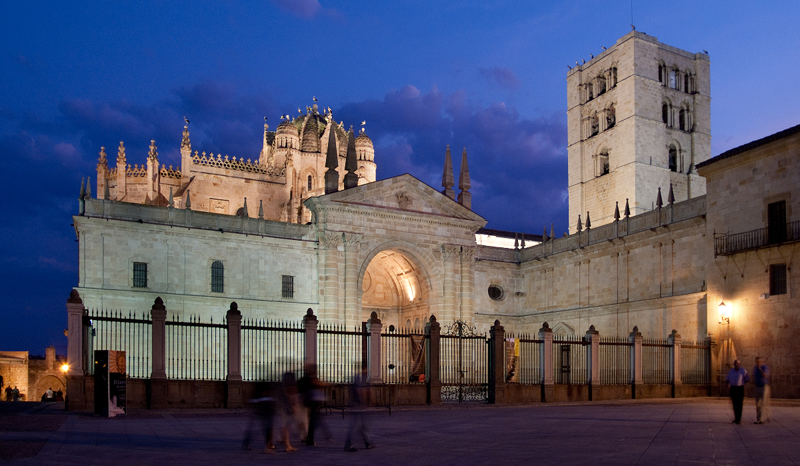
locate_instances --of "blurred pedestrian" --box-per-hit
[12,386,20,402]
[725,359,749,424]
[242,382,277,452]
[298,363,331,446]
[5,386,12,402]
[753,356,770,424]
[56,389,64,402]
[276,372,298,452]
[344,367,373,452]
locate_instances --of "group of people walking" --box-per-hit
[725,356,771,424]
[242,365,373,454]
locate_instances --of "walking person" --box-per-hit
[344,367,374,452]
[753,356,770,424]
[4,386,11,402]
[725,359,749,424]
[12,386,20,402]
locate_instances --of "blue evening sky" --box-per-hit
[1,0,798,353]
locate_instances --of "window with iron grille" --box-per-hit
[770,263,787,296]
[133,262,147,288]
[211,260,224,293]
[282,275,294,299]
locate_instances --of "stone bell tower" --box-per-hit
[567,31,711,232]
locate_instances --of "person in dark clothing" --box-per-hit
[344,368,373,452]
[241,383,277,452]
[725,359,749,424]
[297,364,331,446]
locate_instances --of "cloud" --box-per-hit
[336,85,568,234]
[479,67,521,90]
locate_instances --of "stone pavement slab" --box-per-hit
[1,398,799,465]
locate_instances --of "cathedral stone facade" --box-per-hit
[72,31,800,397]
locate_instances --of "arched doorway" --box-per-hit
[361,248,431,330]
[34,374,65,401]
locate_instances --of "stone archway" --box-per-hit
[34,374,65,401]
[360,246,434,330]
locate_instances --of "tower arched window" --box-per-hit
[590,113,599,137]
[307,175,313,191]
[679,109,686,131]
[606,104,616,130]
[668,145,678,172]
[669,70,677,89]
[211,260,224,293]
[662,103,670,125]
[598,149,610,176]
[684,73,690,94]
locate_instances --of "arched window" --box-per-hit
[587,83,594,101]
[684,74,690,93]
[610,67,617,88]
[590,113,599,137]
[307,175,313,191]
[668,145,678,172]
[597,76,606,95]
[606,104,616,129]
[598,149,610,176]
[662,103,670,125]
[211,260,224,293]
[679,109,686,131]
[414,318,421,332]
[669,70,677,89]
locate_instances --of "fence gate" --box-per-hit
[439,320,490,402]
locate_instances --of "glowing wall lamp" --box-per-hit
[718,301,730,324]
[60,363,69,373]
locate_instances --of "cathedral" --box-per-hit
[72,31,799,398]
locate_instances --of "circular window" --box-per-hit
[488,285,504,301]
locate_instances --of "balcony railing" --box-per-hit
[714,220,800,256]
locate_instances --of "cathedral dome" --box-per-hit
[275,119,299,149]
[277,119,298,135]
[355,132,375,162]
[300,115,321,153]
[355,132,373,147]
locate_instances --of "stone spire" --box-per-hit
[97,147,109,200]
[85,176,92,199]
[668,183,675,204]
[258,122,271,166]
[457,148,471,209]
[79,178,85,198]
[168,187,174,207]
[585,211,591,229]
[550,223,555,240]
[243,198,249,217]
[117,141,126,166]
[614,201,620,220]
[624,198,630,217]
[324,120,339,194]
[98,147,108,170]
[181,125,191,150]
[185,189,191,209]
[343,126,358,189]
[576,214,582,232]
[543,226,548,242]
[442,145,455,200]
[148,140,158,162]
[258,200,264,220]
[116,142,127,201]
[656,187,663,208]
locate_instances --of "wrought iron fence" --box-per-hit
[505,333,541,384]
[318,323,366,383]
[714,220,800,256]
[165,314,227,380]
[86,309,152,378]
[642,339,671,384]
[440,321,489,402]
[381,326,426,384]
[241,318,305,382]
[552,335,587,384]
[681,341,710,385]
[599,337,632,385]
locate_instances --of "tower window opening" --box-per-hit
[590,114,599,137]
[668,145,678,172]
[679,109,686,131]
[606,105,616,130]
[598,150,610,176]
[587,84,594,102]
[662,103,670,125]
[597,77,606,95]
[669,70,677,89]
[684,74,690,93]
[307,175,313,191]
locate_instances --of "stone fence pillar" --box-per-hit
[586,325,600,401]
[149,297,168,409]
[426,315,441,405]
[367,312,383,385]
[65,290,87,411]
[539,322,554,402]
[489,320,506,404]
[669,329,682,398]
[705,333,718,396]
[630,326,643,399]
[226,303,243,408]
[303,308,318,374]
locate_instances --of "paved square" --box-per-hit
[2,398,799,465]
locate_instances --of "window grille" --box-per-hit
[133,262,147,288]
[211,260,224,293]
[770,264,787,296]
[282,275,294,299]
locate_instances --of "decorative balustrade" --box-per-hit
[192,151,285,176]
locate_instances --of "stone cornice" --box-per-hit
[314,201,484,235]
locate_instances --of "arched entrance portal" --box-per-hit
[361,249,430,330]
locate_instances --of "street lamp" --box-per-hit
[61,364,69,373]
[718,301,730,324]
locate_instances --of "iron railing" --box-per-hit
[714,220,800,256]
[86,309,152,378]
[318,323,366,383]
[553,335,587,385]
[165,315,227,380]
[681,342,710,385]
[642,339,671,384]
[505,333,542,384]
[440,321,489,402]
[381,326,426,384]
[599,337,632,385]
[241,318,305,382]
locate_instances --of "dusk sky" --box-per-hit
[2,1,798,354]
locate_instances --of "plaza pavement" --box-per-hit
[2,397,800,465]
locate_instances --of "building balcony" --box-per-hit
[714,220,800,256]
